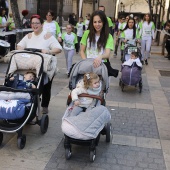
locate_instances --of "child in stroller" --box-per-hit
[70,72,102,116]
[61,59,111,162]
[0,50,49,149]
[8,71,36,89]
[119,52,143,92]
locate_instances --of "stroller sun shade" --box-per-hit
[7,52,43,78]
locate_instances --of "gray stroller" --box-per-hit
[61,59,112,162]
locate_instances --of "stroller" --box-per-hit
[119,39,143,93]
[0,50,50,149]
[61,59,112,162]
[0,39,10,61]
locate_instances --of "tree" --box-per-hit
[10,0,23,43]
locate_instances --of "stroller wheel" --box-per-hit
[89,149,96,162]
[105,123,112,143]
[121,84,124,92]
[119,79,122,86]
[65,148,72,160]
[0,132,3,145]
[40,114,49,134]
[17,135,26,149]
[139,80,142,93]
[139,87,142,93]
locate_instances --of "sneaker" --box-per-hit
[145,59,148,65]
[113,53,117,56]
[141,60,144,65]
[42,107,48,114]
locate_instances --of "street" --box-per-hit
[0,46,170,170]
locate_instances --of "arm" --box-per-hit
[152,22,155,39]
[80,44,87,59]
[80,30,89,59]
[42,35,62,55]
[93,34,114,68]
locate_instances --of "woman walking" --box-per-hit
[141,13,155,65]
[17,14,62,114]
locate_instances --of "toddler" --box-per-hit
[76,17,85,52]
[122,52,142,68]
[9,71,36,89]
[62,24,78,76]
[70,72,102,116]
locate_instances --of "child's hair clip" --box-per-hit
[86,73,90,80]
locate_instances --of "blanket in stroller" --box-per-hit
[0,99,30,120]
[121,59,142,86]
[62,105,111,140]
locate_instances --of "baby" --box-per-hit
[70,72,102,116]
[122,52,142,68]
[10,71,36,89]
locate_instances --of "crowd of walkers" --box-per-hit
[0,5,170,114]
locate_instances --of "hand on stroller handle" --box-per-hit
[24,48,42,53]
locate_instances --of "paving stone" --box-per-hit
[109,107,159,139]
[45,139,166,170]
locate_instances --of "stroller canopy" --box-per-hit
[69,59,109,91]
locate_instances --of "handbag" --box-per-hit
[104,59,119,77]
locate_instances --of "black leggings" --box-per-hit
[165,40,170,55]
[41,77,54,108]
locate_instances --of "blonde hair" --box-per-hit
[83,72,99,89]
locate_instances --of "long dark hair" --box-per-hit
[143,13,151,24]
[123,18,136,39]
[88,10,109,52]
[46,10,55,20]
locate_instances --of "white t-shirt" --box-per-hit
[76,22,84,37]
[86,35,102,58]
[17,31,62,51]
[43,21,56,37]
[62,32,77,50]
[84,19,90,30]
[141,21,155,39]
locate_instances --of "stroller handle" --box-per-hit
[24,48,42,53]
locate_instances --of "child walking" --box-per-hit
[76,17,85,52]
[70,72,102,116]
[62,24,78,76]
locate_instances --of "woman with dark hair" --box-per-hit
[43,10,62,42]
[80,10,113,68]
[0,8,7,32]
[17,14,62,114]
[121,18,140,61]
[141,13,155,65]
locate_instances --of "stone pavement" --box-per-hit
[0,45,170,170]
